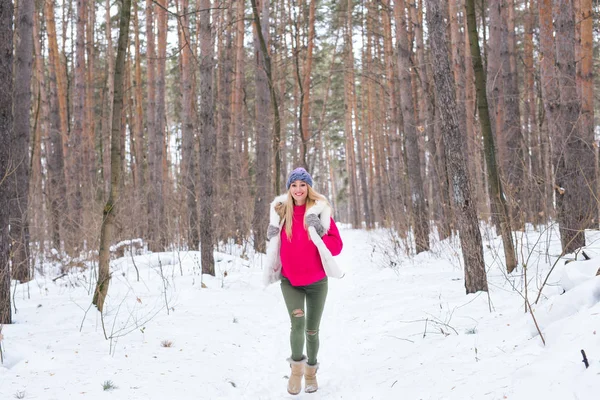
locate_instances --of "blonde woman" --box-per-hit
[264,167,344,395]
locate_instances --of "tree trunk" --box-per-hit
[250,0,281,198]
[382,0,399,226]
[251,0,272,254]
[145,0,156,244]
[216,4,234,242]
[179,0,199,250]
[465,0,517,273]
[93,0,132,313]
[502,0,525,229]
[85,0,97,199]
[132,0,146,196]
[0,0,14,324]
[395,0,429,253]
[426,0,487,294]
[523,0,544,225]
[579,0,595,226]
[553,0,595,253]
[343,0,361,228]
[299,0,316,169]
[11,0,34,282]
[365,0,383,226]
[231,0,249,244]
[199,0,216,274]
[154,0,168,249]
[486,0,504,234]
[67,0,86,254]
[100,0,114,200]
[31,7,45,259]
[45,0,68,251]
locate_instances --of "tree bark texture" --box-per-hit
[579,0,596,226]
[68,0,86,253]
[216,4,234,242]
[343,0,361,228]
[179,0,199,250]
[93,0,132,313]
[231,0,249,244]
[145,0,159,250]
[552,0,595,253]
[299,0,316,169]
[11,0,34,282]
[0,0,14,324]
[395,0,429,253]
[426,0,488,294]
[44,0,69,251]
[199,0,216,274]
[251,0,272,254]
[465,0,517,273]
[153,0,168,250]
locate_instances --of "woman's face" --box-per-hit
[289,180,308,205]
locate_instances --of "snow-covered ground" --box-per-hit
[1,226,599,399]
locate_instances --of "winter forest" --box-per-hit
[0,0,600,398]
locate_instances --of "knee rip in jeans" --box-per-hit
[292,309,304,317]
[307,330,317,336]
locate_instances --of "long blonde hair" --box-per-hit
[280,186,329,240]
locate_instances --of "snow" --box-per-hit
[1,226,599,400]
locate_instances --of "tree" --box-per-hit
[145,0,159,250]
[215,3,234,242]
[426,0,488,294]
[153,0,168,249]
[487,0,524,228]
[93,0,132,312]
[298,0,316,170]
[199,0,216,274]
[178,0,199,250]
[395,0,429,253]
[552,0,596,253]
[465,0,517,273]
[44,0,69,251]
[69,0,86,253]
[251,0,272,254]
[231,0,249,244]
[343,0,361,228]
[11,0,35,282]
[0,0,13,324]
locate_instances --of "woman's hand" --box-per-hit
[267,225,280,240]
[305,214,325,237]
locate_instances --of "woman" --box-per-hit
[264,167,344,395]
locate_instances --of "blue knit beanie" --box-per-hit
[286,167,313,190]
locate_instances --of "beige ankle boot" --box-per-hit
[304,362,319,393]
[286,357,306,395]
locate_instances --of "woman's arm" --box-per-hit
[322,218,343,256]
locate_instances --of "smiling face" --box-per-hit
[289,180,309,205]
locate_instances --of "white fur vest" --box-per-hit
[263,194,345,286]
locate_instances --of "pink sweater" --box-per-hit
[280,204,343,286]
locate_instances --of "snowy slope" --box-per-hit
[0,227,599,400]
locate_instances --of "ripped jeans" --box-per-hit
[280,276,328,366]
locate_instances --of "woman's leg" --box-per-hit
[304,277,328,365]
[280,277,306,361]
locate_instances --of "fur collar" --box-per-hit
[269,194,332,233]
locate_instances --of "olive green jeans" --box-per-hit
[280,276,328,366]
